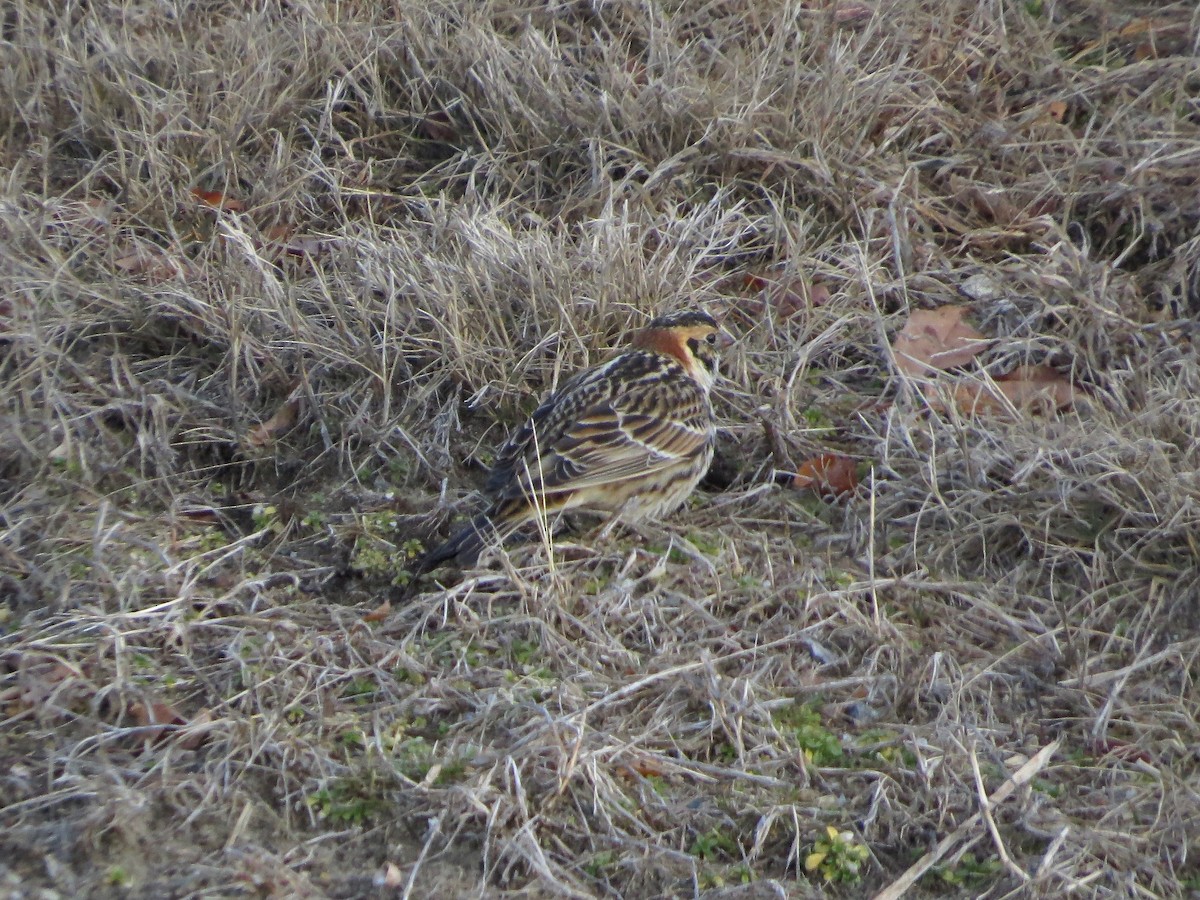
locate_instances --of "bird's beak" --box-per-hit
[715,329,735,349]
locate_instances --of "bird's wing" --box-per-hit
[484,364,606,497]
[495,373,712,500]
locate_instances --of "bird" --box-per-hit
[417,309,732,572]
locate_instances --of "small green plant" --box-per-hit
[699,864,755,889]
[729,864,754,884]
[351,539,414,586]
[393,666,425,685]
[393,736,434,780]
[805,826,869,883]
[196,527,229,553]
[307,777,386,830]
[583,850,618,879]
[342,677,378,703]
[104,866,131,887]
[1032,777,1062,798]
[251,503,279,532]
[933,852,1002,887]
[435,756,468,784]
[686,532,723,555]
[774,703,843,765]
[802,406,832,428]
[689,827,736,860]
[307,780,384,825]
[855,729,911,766]
[510,638,540,667]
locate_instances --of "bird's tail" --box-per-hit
[415,513,496,574]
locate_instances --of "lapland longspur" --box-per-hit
[418,309,732,570]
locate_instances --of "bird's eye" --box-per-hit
[705,333,717,344]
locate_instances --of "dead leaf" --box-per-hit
[958,273,1003,303]
[246,398,301,448]
[4,654,86,715]
[176,708,215,750]
[114,246,192,283]
[1117,18,1151,38]
[1092,738,1152,764]
[190,187,246,212]
[363,600,392,623]
[261,223,295,244]
[260,225,332,258]
[785,454,859,498]
[1046,100,1068,124]
[833,1,873,25]
[44,197,117,234]
[773,276,830,319]
[742,274,769,293]
[950,365,1078,417]
[377,862,405,889]
[0,298,16,338]
[416,111,458,143]
[739,272,831,321]
[619,756,668,778]
[279,234,332,257]
[950,175,1022,224]
[892,306,991,377]
[128,698,188,742]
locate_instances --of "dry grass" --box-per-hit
[3,0,1200,896]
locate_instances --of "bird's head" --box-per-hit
[632,310,733,387]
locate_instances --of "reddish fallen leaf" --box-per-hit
[190,187,246,212]
[128,699,188,742]
[1118,17,1151,38]
[1046,100,1068,124]
[176,708,215,750]
[892,305,990,378]
[773,277,830,319]
[114,246,192,283]
[622,55,648,84]
[123,699,212,749]
[951,175,1021,225]
[833,0,873,25]
[950,364,1077,417]
[175,506,222,524]
[245,398,301,448]
[784,454,859,498]
[740,272,831,321]
[417,111,458,143]
[619,756,668,778]
[4,655,85,714]
[363,600,392,623]
[1092,738,1152,764]
[261,223,296,244]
